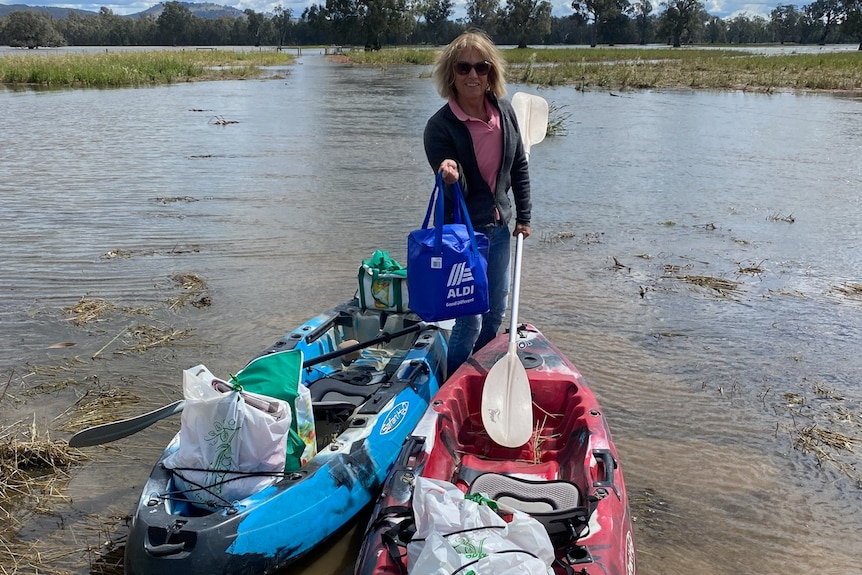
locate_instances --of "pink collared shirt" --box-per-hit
[448,98,502,193]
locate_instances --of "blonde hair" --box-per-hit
[432,30,507,101]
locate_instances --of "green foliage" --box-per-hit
[1,10,65,48]
[659,0,706,46]
[500,0,553,47]
[157,1,195,45]
[466,0,501,36]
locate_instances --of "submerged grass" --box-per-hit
[0,419,107,575]
[347,47,862,93]
[781,384,862,487]
[60,387,141,432]
[0,49,294,87]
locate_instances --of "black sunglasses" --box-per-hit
[454,61,491,76]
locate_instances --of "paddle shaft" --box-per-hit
[507,233,524,344]
[307,321,425,366]
[69,321,428,448]
[480,233,534,448]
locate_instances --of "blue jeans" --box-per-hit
[447,223,511,376]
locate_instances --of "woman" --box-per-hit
[424,30,532,376]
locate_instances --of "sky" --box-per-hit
[3,0,785,21]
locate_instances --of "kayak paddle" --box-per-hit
[481,233,533,447]
[479,92,548,447]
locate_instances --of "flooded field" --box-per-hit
[2,54,861,574]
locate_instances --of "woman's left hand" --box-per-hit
[513,223,531,239]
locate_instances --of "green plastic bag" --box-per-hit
[357,250,409,312]
[233,349,315,472]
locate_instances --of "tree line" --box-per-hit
[1,0,860,50]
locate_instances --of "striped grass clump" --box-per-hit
[0,49,294,88]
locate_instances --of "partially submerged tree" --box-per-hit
[839,0,862,48]
[771,4,802,43]
[632,0,653,44]
[660,0,704,46]
[571,0,632,46]
[273,5,294,48]
[502,0,552,48]
[805,0,844,44]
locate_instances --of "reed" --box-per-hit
[346,47,862,92]
[340,48,436,66]
[0,49,294,87]
[508,51,862,91]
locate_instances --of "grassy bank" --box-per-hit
[0,49,294,87]
[346,47,862,93]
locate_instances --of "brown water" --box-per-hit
[2,55,862,574]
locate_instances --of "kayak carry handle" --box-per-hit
[592,448,619,497]
[395,359,429,393]
[144,541,186,557]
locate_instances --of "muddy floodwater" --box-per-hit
[2,53,861,574]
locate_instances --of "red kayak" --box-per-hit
[354,324,637,575]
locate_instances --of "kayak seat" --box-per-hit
[308,369,384,414]
[350,311,407,343]
[457,453,560,485]
[467,472,590,545]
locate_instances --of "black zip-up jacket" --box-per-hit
[423,95,531,228]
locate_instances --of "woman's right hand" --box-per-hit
[438,159,459,185]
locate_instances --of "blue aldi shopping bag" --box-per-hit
[407,173,489,322]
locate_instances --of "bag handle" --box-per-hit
[420,176,438,231]
[422,172,482,257]
[453,182,481,256]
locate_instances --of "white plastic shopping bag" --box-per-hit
[413,532,552,575]
[407,477,554,574]
[163,365,291,510]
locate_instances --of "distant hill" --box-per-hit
[0,3,94,19]
[0,2,248,20]
[135,2,246,20]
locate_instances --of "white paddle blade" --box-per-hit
[512,92,549,156]
[481,351,533,448]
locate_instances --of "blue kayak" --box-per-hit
[124,300,447,574]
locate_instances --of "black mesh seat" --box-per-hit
[308,368,384,412]
[468,472,590,544]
